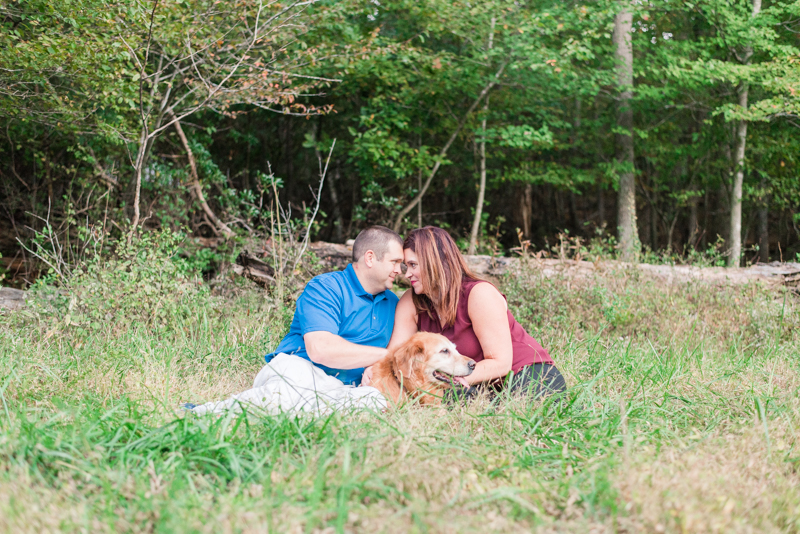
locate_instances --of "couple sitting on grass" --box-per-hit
[266,225,566,400]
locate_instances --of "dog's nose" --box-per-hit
[468,360,476,370]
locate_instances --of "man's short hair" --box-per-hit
[352,226,403,262]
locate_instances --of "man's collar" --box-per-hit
[346,263,387,300]
[345,263,371,297]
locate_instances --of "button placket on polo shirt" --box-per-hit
[369,293,385,330]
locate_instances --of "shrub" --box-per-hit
[29,230,212,336]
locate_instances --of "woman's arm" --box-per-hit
[386,290,419,351]
[465,282,514,385]
[362,290,418,386]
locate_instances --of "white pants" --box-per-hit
[190,353,387,415]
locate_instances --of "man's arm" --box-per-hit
[305,331,388,369]
[362,291,417,386]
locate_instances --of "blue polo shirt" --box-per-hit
[265,264,398,385]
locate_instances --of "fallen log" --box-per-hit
[233,242,800,292]
[0,287,26,310]
[233,250,277,289]
[2,244,796,307]
[309,242,352,272]
[635,261,800,291]
[466,255,800,290]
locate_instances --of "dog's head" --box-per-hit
[390,332,475,400]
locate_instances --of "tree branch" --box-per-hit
[168,110,235,238]
[392,61,507,232]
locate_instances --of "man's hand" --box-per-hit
[361,365,375,386]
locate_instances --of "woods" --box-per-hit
[2,0,800,282]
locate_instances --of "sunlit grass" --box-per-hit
[1,267,799,533]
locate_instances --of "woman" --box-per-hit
[374,226,566,398]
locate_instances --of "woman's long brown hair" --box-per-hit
[403,226,482,327]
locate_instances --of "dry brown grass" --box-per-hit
[614,420,800,533]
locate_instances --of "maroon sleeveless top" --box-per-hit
[417,280,554,371]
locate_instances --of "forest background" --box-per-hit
[2,0,800,282]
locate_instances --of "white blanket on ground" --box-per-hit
[189,353,387,416]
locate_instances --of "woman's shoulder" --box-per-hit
[465,279,501,296]
[396,289,418,313]
[398,288,414,302]
[460,277,486,294]
[465,280,507,311]
[462,278,495,294]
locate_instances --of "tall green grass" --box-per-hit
[1,257,798,532]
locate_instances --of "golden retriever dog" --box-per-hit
[370,332,475,405]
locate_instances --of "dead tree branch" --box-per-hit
[392,61,507,232]
[169,110,235,238]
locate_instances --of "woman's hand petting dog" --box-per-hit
[361,365,375,387]
[369,332,475,406]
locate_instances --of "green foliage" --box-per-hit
[29,230,211,335]
[2,0,800,275]
[177,244,224,276]
[456,214,506,255]
[592,285,639,329]
[0,0,133,131]
[504,162,597,193]
[483,124,554,149]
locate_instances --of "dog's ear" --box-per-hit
[393,337,426,381]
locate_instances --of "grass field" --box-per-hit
[1,257,799,533]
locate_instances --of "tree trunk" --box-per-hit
[554,188,564,223]
[598,185,605,227]
[667,213,678,252]
[569,192,581,234]
[613,7,640,261]
[728,0,761,266]
[329,167,344,242]
[45,152,53,205]
[650,187,658,250]
[521,183,533,239]
[683,156,696,249]
[688,185,699,248]
[129,107,169,236]
[698,187,711,249]
[729,83,749,266]
[244,142,251,192]
[758,178,769,263]
[130,129,148,232]
[312,119,344,243]
[569,96,582,235]
[468,100,489,254]
[346,176,357,238]
[719,142,733,247]
[417,169,423,228]
[468,18,495,254]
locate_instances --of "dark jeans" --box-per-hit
[447,364,567,404]
[494,363,567,398]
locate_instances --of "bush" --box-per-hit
[29,230,213,336]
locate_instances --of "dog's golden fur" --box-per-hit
[371,332,475,405]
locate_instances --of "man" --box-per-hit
[264,226,404,385]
